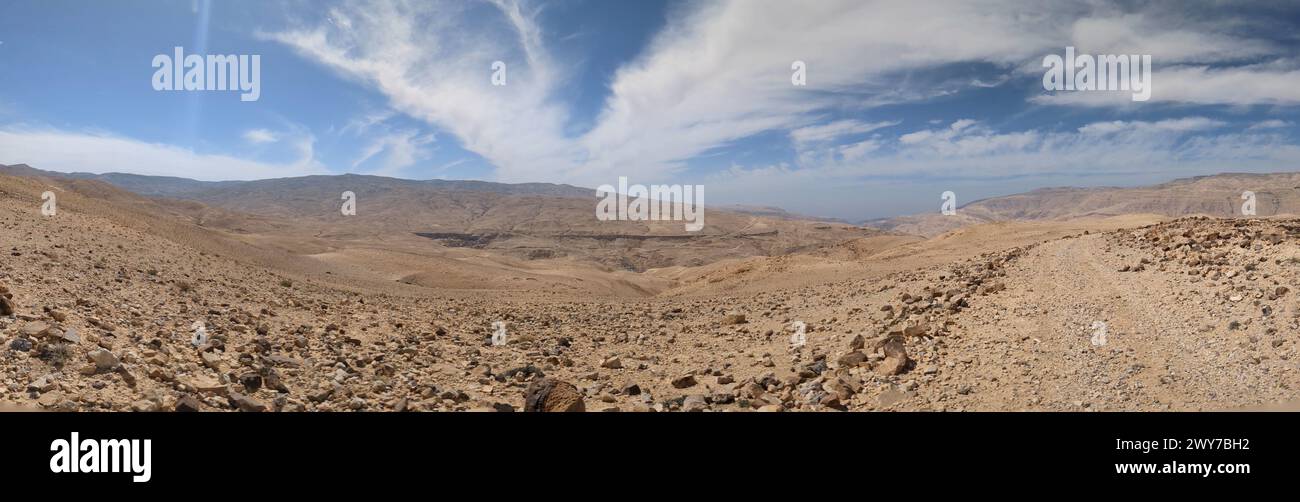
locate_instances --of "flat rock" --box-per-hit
[671,374,698,389]
[87,348,119,371]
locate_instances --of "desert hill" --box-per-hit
[868,171,1300,236]
[0,165,882,294]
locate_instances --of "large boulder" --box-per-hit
[524,378,585,412]
[875,336,911,376]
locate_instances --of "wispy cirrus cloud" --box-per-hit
[790,119,899,148]
[1249,119,1294,130]
[262,0,581,183]
[351,129,436,176]
[243,128,280,144]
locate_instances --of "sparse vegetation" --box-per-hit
[38,342,71,369]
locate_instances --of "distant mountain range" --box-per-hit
[6,163,1298,240]
[865,172,1300,236]
[0,163,876,272]
[0,163,593,199]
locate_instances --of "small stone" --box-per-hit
[682,395,709,412]
[0,295,14,316]
[819,394,848,411]
[190,377,228,396]
[722,313,747,325]
[87,348,120,371]
[56,327,80,344]
[20,322,49,337]
[175,394,203,412]
[308,387,333,403]
[621,383,642,395]
[903,324,928,337]
[240,373,262,392]
[600,356,623,369]
[27,374,56,393]
[877,388,910,407]
[116,365,137,387]
[200,351,222,370]
[837,350,867,367]
[228,391,268,412]
[671,374,697,389]
[37,391,63,408]
[262,369,290,393]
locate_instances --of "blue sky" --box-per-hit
[1,0,1299,220]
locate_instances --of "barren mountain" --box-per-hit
[1,165,880,289]
[868,172,1300,237]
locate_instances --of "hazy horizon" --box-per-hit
[14,161,1300,223]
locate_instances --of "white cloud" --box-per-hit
[0,127,326,181]
[263,0,581,184]
[790,119,898,147]
[243,128,279,144]
[351,130,436,176]
[1077,117,1227,135]
[1249,119,1293,130]
[339,109,397,136]
[1070,14,1278,65]
[1035,65,1300,107]
[575,0,1073,183]
[837,139,882,161]
[791,119,898,165]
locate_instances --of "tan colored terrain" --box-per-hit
[2,168,1299,412]
[869,172,1300,237]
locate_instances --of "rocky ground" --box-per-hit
[3,178,1299,412]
